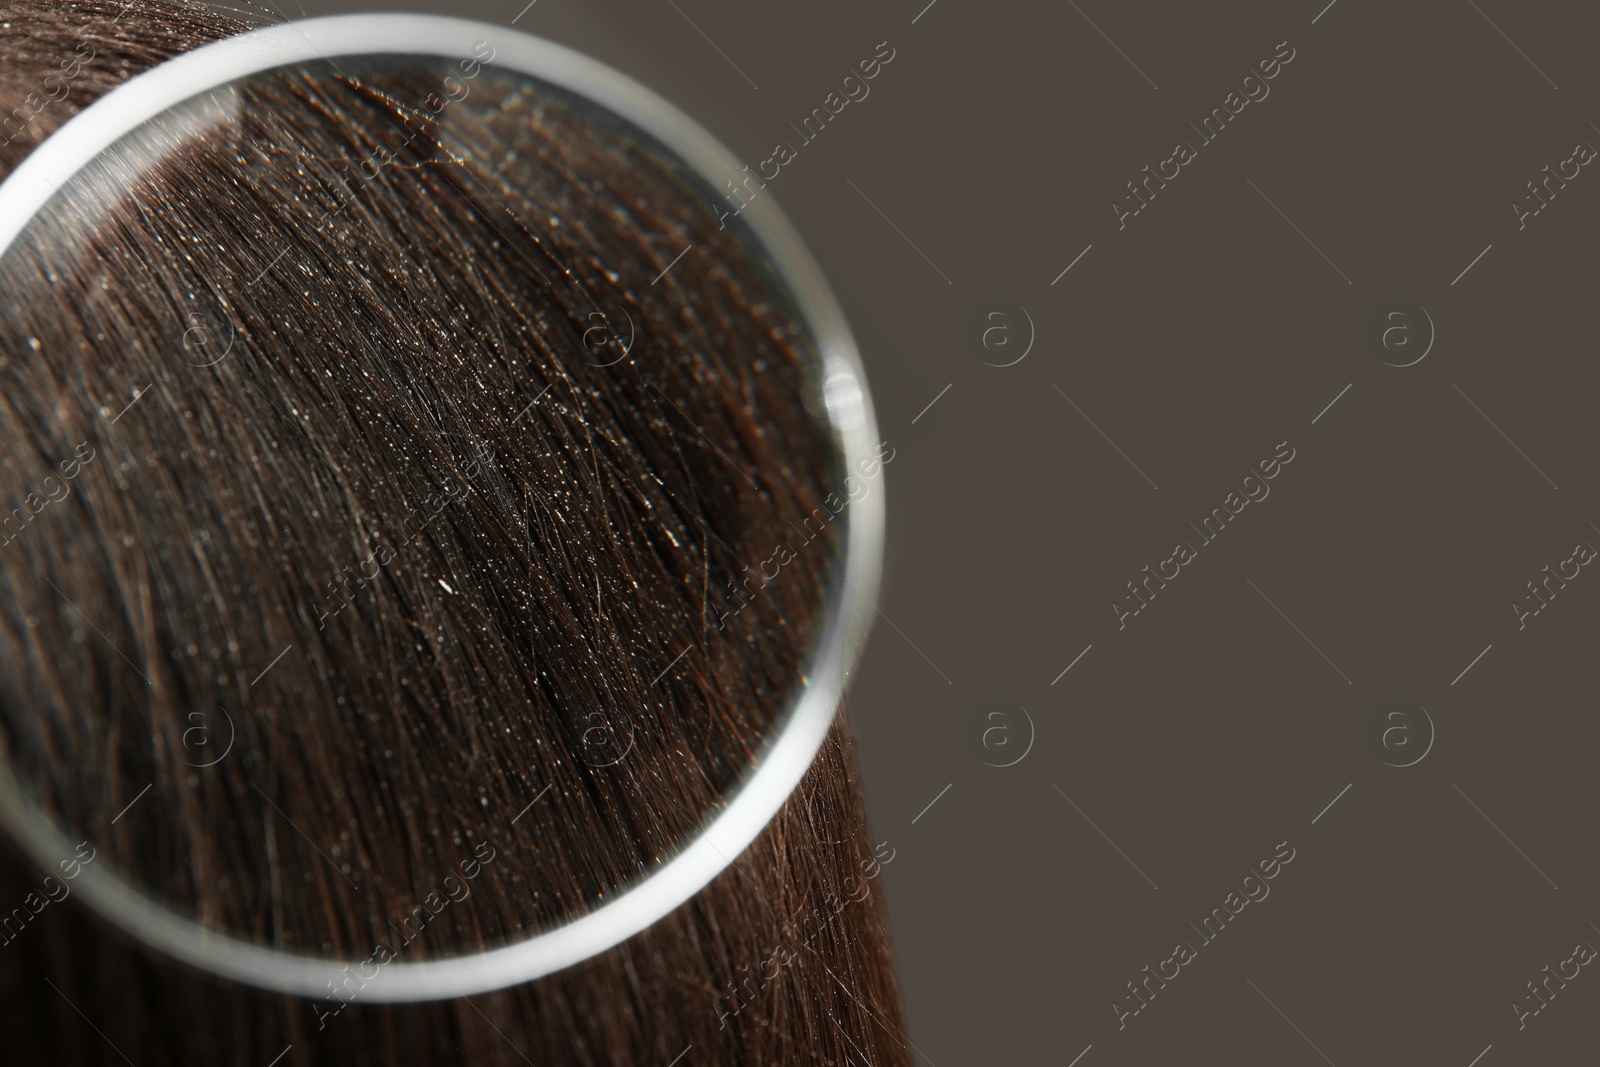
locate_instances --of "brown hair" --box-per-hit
[0,1,908,1062]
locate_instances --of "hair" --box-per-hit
[0,1,908,1063]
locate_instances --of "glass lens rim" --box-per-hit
[0,12,884,1003]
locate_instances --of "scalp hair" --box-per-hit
[0,2,908,1063]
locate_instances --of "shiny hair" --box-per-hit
[0,1,908,1063]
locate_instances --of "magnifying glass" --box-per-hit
[0,13,882,1003]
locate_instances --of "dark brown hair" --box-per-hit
[0,1,908,1062]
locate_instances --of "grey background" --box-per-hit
[278,0,1600,1062]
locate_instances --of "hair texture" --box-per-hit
[0,2,908,1064]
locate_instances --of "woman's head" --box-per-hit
[0,0,866,980]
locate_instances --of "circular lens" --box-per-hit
[0,17,881,1000]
